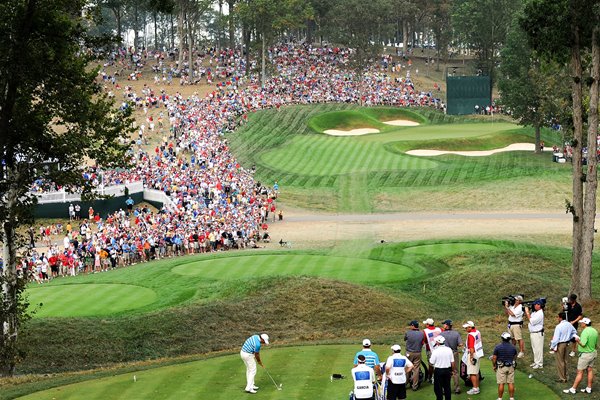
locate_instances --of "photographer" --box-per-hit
[525,300,544,369]
[503,295,525,358]
[566,294,583,357]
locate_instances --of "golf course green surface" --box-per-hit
[27,284,158,317]
[172,254,419,284]
[17,345,558,400]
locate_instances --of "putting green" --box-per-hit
[27,284,158,318]
[403,242,498,256]
[172,254,419,284]
[17,345,559,400]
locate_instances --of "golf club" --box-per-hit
[264,367,283,391]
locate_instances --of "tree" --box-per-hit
[0,0,131,375]
[522,0,600,301]
[498,14,570,153]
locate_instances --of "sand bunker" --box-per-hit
[383,120,421,126]
[407,143,536,157]
[324,128,380,136]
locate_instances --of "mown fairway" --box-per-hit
[229,105,569,213]
[17,345,559,400]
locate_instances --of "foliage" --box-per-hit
[0,0,132,376]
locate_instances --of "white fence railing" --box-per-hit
[35,181,145,204]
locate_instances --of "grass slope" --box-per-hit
[16,345,558,400]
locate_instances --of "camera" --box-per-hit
[501,294,524,307]
[522,297,546,309]
[562,296,569,311]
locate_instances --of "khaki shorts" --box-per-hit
[578,351,597,370]
[467,357,480,375]
[509,324,523,341]
[496,365,515,384]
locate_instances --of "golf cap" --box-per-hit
[423,318,434,325]
[582,317,592,325]
[260,333,270,345]
[357,355,366,363]
[362,339,371,347]
[391,344,401,351]
[462,321,475,328]
[435,336,446,344]
[515,295,523,301]
[501,332,512,340]
[443,319,453,326]
[409,320,419,327]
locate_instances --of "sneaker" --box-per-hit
[455,387,461,394]
[467,388,480,395]
[581,387,593,393]
[530,362,537,367]
[245,389,257,394]
[563,387,576,394]
[252,386,259,390]
[532,364,542,369]
[570,351,576,357]
[517,352,525,358]
[429,377,434,384]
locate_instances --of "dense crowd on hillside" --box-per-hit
[22,42,443,281]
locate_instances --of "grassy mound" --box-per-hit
[307,107,426,133]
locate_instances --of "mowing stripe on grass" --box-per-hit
[18,345,559,400]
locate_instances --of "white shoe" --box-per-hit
[252,386,259,390]
[563,387,576,394]
[581,387,592,393]
[530,362,536,367]
[245,389,257,394]
[517,352,524,358]
[467,388,480,395]
[569,351,576,357]
[532,364,543,369]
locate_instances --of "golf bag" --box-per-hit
[459,360,484,387]
[406,359,429,390]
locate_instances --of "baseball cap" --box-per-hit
[362,339,371,347]
[391,344,401,351]
[582,317,592,325]
[408,320,419,327]
[260,333,270,345]
[442,319,453,326]
[514,295,523,301]
[501,332,511,340]
[435,336,446,344]
[462,321,475,328]
[423,318,434,325]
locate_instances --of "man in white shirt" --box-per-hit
[352,355,375,400]
[429,336,455,400]
[385,344,413,400]
[526,300,545,369]
[504,296,525,358]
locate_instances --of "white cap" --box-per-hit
[582,317,592,325]
[514,295,523,301]
[435,336,446,344]
[362,339,371,347]
[391,344,401,351]
[260,333,270,345]
[501,332,512,340]
[423,318,434,326]
[462,321,475,328]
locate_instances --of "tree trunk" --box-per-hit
[112,8,122,46]
[579,24,600,301]
[170,13,175,49]
[402,20,408,55]
[188,16,194,82]
[153,11,158,50]
[1,187,18,377]
[177,5,185,69]
[228,0,236,49]
[261,33,266,87]
[534,122,541,154]
[570,11,585,297]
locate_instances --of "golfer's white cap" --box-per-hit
[423,318,434,325]
[501,332,512,340]
[462,321,475,328]
[435,336,446,344]
[362,339,371,347]
[391,344,401,351]
[582,317,592,325]
[260,333,270,345]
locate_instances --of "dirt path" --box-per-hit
[264,207,575,250]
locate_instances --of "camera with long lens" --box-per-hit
[501,294,524,307]
[562,296,569,310]
[522,297,546,309]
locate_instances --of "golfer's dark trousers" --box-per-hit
[434,367,452,400]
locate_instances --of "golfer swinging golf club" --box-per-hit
[240,333,270,394]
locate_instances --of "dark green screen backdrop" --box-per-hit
[446,76,491,115]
